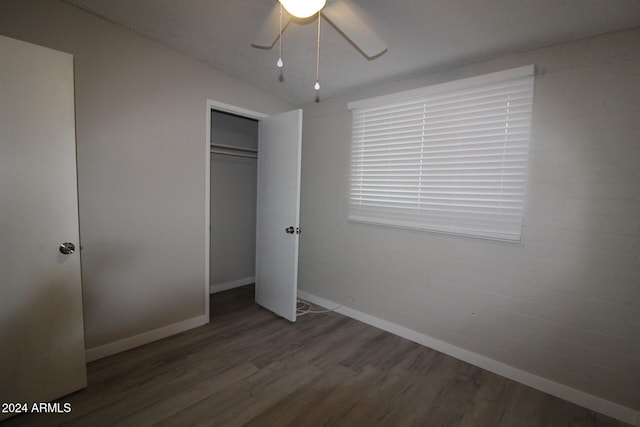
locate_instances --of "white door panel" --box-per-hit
[0,35,86,419]
[255,109,302,322]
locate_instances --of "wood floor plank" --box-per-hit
[372,353,468,426]
[114,362,261,427]
[243,364,358,427]
[285,364,387,426]
[2,285,631,427]
[156,362,322,427]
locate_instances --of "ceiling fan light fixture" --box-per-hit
[278,0,326,19]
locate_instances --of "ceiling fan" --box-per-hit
[252,0,387,59]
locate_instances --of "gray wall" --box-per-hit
[210,112,258,288]
[0,0,292,350]
[299,27,640,410]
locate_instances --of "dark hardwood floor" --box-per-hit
[3,285,629,426]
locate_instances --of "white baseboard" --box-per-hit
[210,276,255,294]
[298,290,639,425]
[85,314,209,362]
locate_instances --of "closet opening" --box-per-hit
[205,101,301,322]
[209,108,260,315]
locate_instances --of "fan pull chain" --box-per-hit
[277,3,284,68]
[314,10,321,96]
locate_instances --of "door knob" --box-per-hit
[59,242,75,255]
[285,226,295,234]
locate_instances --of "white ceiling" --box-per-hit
[66,0,640,105]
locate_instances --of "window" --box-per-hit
[348,65,534,242]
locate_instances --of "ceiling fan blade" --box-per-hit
[252,4,291,49]
[322,1,387,59]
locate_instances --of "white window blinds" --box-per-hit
[348,65,534,242]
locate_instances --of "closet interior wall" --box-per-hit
[210,110,259,293]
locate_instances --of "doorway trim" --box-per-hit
[205,100,268,319]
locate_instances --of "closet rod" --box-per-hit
[210,149,257,159]
[210,143,257,154]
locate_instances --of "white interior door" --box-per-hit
[0,35,87,419]
[255,109,302,322]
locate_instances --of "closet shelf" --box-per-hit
[210,143,258,159]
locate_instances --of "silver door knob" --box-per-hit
[285,226,295,234]
[59,242,75,255]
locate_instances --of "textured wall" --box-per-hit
[299,27,640,410]
[210,112,258,287]
[0,0,291,350]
